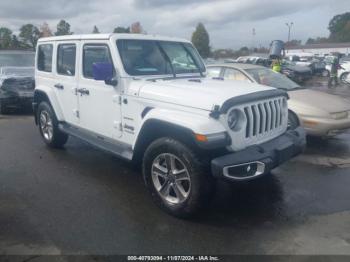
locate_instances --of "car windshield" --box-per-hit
[116,39,205,76]
[282,60,296,66]
[0,52,35,68]
[245,68,301,90]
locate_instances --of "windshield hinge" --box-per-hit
[209,105,221,119]
[74,109,80,118]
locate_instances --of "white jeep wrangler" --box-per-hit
[33,34,305,217]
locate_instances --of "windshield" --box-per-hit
[245,68,301,90]
[117,39,205,76]
[282,60,296,66]
[0,52,35,68]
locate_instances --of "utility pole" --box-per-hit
[285,22,294,43]
[252,28,256,51]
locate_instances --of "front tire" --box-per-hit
[340,72,349,84]
[37,101,68,148]
[142,137,213,218]
[288,110,300,130]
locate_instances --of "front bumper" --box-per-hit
[211,127,306,181]
[0,91,33,109]
[300,115,350,137]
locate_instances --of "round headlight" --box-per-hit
[227,109,242,131]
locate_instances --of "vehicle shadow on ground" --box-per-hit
[0,109,33,118]
[56,138,287,226]
[305,134,350,157]
[194,174,286,226]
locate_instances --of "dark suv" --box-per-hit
[0,51,35,114]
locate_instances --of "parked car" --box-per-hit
[33,34,305,217]
[235,56,251,63]
[207,63,350,137]
[236,56,271,67]
[285,55,326,75]
[281,60,312,83]
[236,56,312,82]
[345,72,350,84]
[0,50,35,114]
[325,61,350,83]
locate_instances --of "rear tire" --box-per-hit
[142,137,214,218]
[37,101,68,148]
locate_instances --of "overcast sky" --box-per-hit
[0,0,349,49]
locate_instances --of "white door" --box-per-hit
[77,41,122,139]
[53,41,80,125]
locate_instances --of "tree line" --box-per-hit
[191,12,350,59]
[0,20,144,50]
[1,11,349,58]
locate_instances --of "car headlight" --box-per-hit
[331,111,348,120]
[227,109,244,131]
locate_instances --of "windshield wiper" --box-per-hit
[156,42,176,78]
[180,43,204,77]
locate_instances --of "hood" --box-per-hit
[0,66,35,92]
[295,61,312,67]
[288,89,350,115]
[284,64,311,73]
[138,78,275,111]
[0,76,35,92]
[0,66,34,76]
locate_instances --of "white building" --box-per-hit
[286,42,350,57]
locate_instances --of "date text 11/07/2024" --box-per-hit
[127,255,220,261]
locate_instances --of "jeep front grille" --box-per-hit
[243,97,285,139]
[223,96,288,151]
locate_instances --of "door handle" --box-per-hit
[54,83,64,90]
[77,88,90,96]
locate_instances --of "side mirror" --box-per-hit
[92,62,118,86]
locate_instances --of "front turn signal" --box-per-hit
[303,120,319,127]
[194,134,208,142]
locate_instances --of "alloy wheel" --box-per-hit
[151,153,191,205]
[39,110,53,141]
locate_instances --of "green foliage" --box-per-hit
[19,24,40,49]
[113,26,130,33]
[11,35,21,49]
[305,37,329,45]
[328,12,350,42]
[191,23,210,58]
[55,20,73,36]
[92,25,100,34]
[0,27,13,49]
[285,39,302,47]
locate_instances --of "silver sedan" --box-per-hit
[207,63,350,137]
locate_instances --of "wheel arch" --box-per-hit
[33,86,63,125]
[288,109,301,127]
[132,119,200,164]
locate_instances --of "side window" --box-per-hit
[83,44,113,79]
[57,44,76,76]
[224,68,251,82]
[207,67,221,78]
[37,44,53,72]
